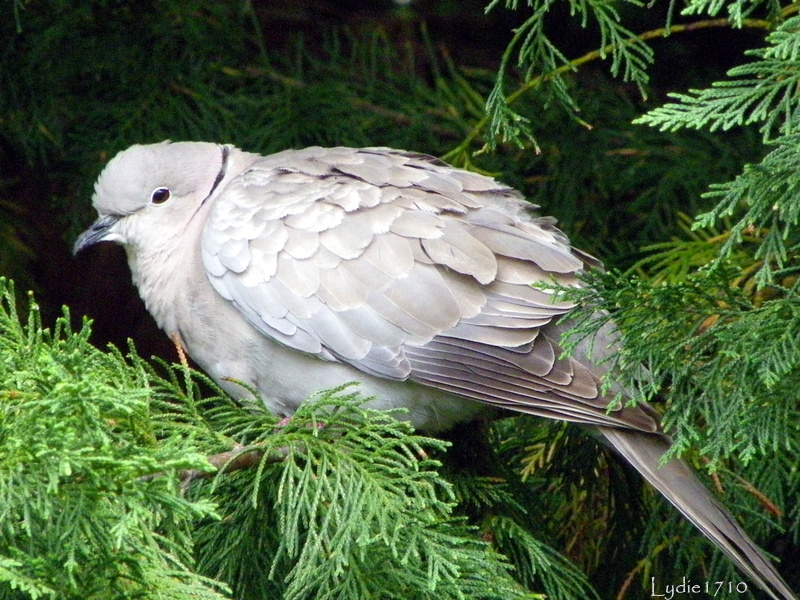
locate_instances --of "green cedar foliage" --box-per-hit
[637,13,800,284]
[482,0,652,152]
[0,278,595,599]
[193,392,534,600]
[0,279,226,600]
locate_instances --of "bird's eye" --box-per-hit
[150,187,171,204]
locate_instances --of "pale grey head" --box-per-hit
[73,141,229,256]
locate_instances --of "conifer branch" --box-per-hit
[139,444,290,488]
[444,16,774,163]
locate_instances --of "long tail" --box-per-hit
[599,427,797,600]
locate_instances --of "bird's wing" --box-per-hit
[202,146,657,432]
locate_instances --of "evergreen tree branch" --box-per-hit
[139,444,290,489]
[444,16,773,165]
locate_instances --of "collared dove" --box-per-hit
[74,141,797,600]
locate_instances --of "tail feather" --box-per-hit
[599,427,796,600]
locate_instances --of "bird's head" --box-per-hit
[74,141,230,257]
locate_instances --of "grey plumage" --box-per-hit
[75,141,797,600]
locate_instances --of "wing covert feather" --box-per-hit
[201,146,655,431]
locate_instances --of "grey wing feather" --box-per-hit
[601,428,797,600]
[201,146,656,431]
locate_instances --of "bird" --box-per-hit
[74,141,797,600]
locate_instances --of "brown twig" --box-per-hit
[731,471,784,518]
[139,443,290,491]
[169,331,189,369]
[701,456,783,517]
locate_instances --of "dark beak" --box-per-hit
[73,215,120,255]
